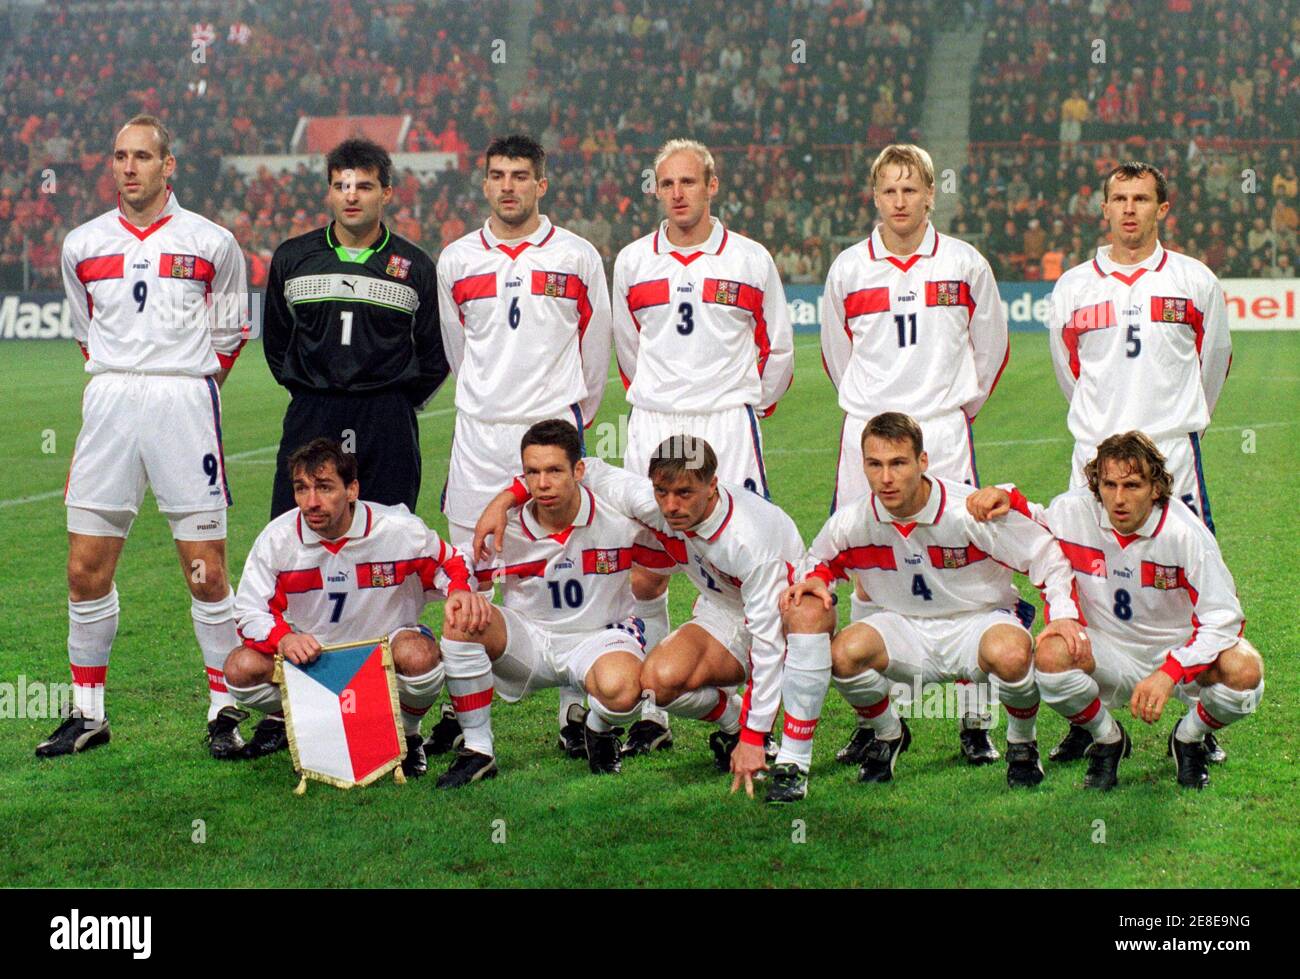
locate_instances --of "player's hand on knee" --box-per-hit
[472,489,518,563]
[446,590,491,635]
[729,741,768,799]
[1129,671,1175,725]
[966,487,1011,521]
[279,632,322,665]
[1037,617,1088,658]
[780,578,832,614]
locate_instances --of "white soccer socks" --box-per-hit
[586,693,641,733]
[191,592,239,720]
[833,668,901,740]
[227,680,283,716]
[663,687,742,733]
[995,668,1040,744]
[634,595,672,729]
[1036,668,1120,743]
[68,587,119,721]
[1176,680,1264,742]
[396,663,445,737]
[441,638,495,756]
[775,633,832,770]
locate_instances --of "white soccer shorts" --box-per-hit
[834,408,978,512]
[1081,629,1168,710]
[65,372,231,519]
[624,404,770,498]
[683,595,753,676]
[854,608,1031,685]
[490,605,646,703]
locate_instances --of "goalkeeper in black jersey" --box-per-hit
[263,138,448,517]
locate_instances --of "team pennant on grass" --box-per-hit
[273,638,406,793]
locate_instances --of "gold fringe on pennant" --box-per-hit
[393,767,406,785]
[293,775,307,796]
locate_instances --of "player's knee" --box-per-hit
[189,573,230,603]
[393,632,438,675]
[596,670,643,714]
[782,600,835,638]
[441,621,473,645]
[223,645,270,688]
[67,556,112,600]
[640,655,685,704]
[1033,634,1075,674]
[1217,641,1263,691]
[986,637,1033,682]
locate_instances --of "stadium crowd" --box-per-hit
[0,0,1296,291]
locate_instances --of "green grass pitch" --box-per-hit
[1,332,1296,887]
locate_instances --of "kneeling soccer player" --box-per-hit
[435,420,673,787]
[777,412,1082,799]
[220,438,488,775]
[966,431,1264,789]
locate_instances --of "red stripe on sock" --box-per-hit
[70,664,107,686]
[782,714,819,740]
[703,688,728,722]
[205,667,228,693]
[1196,701,1225,730]
[1068,697,1101,725]
[400,703,432,716]
[1004,703,1039,719]
[452,688,493,713]
[854,696,890,719]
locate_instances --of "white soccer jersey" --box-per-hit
[60,190,250,375]
[436,215,611,426]
[234,501,471,654]
[481,483,672,636]
[536,458,805,739]
[1048,242,1231,446]
[820,223,1008,421]
[804,477,1079,622]
[1031,486,1244,682]
[612,218,794,416]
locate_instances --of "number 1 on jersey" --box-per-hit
[340,310,353,346]
[894,313,917,348]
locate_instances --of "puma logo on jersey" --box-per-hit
[327,571,349,583]
[341,279,356,292]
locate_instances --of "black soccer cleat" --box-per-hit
[584,724,624,775]
[207,706,248,761]
[402,734,428,778]
[709,729,741,773]
[1049,723,1094,762]
[858,718,911,783]
[556,702,588,759]
[242,715,289,759]
[959,726,1001,765]
[835,725,877,765]
[35,708,111,758]
[1166,728,1226,765]
[1170,730,1210,789]
[435,747,498,789]
[422,703,464,756]
[621,718,673,756]
[1006,740,1045,788]
[764,763,808,803]
[1082,722,1131,790]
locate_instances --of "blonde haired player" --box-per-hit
[611,138,795,754]
[820,144,1010,766]
[966,433,1263,790]
[40,116,251,760]
[1047,161,1232,764]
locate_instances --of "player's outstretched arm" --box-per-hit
[966,486,1012,521]
[472,486,523,563]
[1129,669,1176,725]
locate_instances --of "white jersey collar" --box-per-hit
[116,186,180,239]
[1095,498,1169,541]
[297,502,373,549]
[653,216,728,257]
[688,487,735,543]
[480,214,555,252]
[521,484,595,541]
[1092,241,1167,279]
[866,221,939,265]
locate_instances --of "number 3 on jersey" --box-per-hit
[676,301,694,335]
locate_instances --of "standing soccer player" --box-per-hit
[820,144,1010,765]
[40,116,250,758]
[436,134,612,756]
[966,433,1263,789]
[611,138,794,754]
[264,137,448,518]
[222,439,489,775]
[1047,161,1232,763]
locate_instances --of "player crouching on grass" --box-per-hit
[217,438,490,775]
[773,412,1083,801]
[965,432,1264,789]
[434,420,673,787]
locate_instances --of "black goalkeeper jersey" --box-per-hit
[262,222,449,406]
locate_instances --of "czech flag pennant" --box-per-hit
[273,638,406,793]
